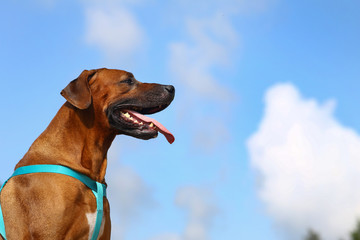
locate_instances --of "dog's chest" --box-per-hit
[86,211,105,240]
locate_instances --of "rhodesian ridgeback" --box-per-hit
[0,68,175,239]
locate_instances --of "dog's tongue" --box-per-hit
[127,110,175,144]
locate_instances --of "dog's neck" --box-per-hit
[16,102,116,182]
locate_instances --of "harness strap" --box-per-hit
[92,182,104,240]
[0,165,107,240]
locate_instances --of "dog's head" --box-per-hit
[61,68,175,143]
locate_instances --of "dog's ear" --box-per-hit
[61,69,97,110]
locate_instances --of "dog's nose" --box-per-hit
[165,85,175,94]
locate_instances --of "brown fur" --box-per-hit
[0,68,174,239]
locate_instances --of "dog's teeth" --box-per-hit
[149,123,154,128]
[140,122,143,125]
[124,112,130,118]
[134,119,138,123]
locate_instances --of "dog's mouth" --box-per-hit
[107,104,175,144]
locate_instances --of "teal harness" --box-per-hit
[0,164,107,240]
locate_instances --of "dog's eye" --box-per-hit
[119,78,134,85]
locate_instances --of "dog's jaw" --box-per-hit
[105,84,175,143]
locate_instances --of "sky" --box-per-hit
[1,0,360,240]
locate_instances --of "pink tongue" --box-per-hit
[127,110,175,144]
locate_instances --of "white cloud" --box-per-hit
[107,164,155,240]
[107,145,219,240]
[169,13,238,101]
[84,2,145,61]
[106,143,155,240]
[176,186,218,240]
[168,0,277,100]
[247,83,360,240]
[169,13,238,152]
[150,186,218,240]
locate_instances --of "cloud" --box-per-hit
[84,2,145,61]
[169,13,238,101]
[106,143,155,240]
[169,13,239,151]
[107,164,155,239]
[176,186,218,240]
[247,83,360,240]
[106,142,219,240]
[167,0,277,100]
[150,186,218,240]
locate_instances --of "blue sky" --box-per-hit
[1,1,360,240]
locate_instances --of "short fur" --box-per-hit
[0,68,175,240]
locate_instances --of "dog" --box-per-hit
[0,68,175,239]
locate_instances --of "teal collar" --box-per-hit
[0,164,107,240]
